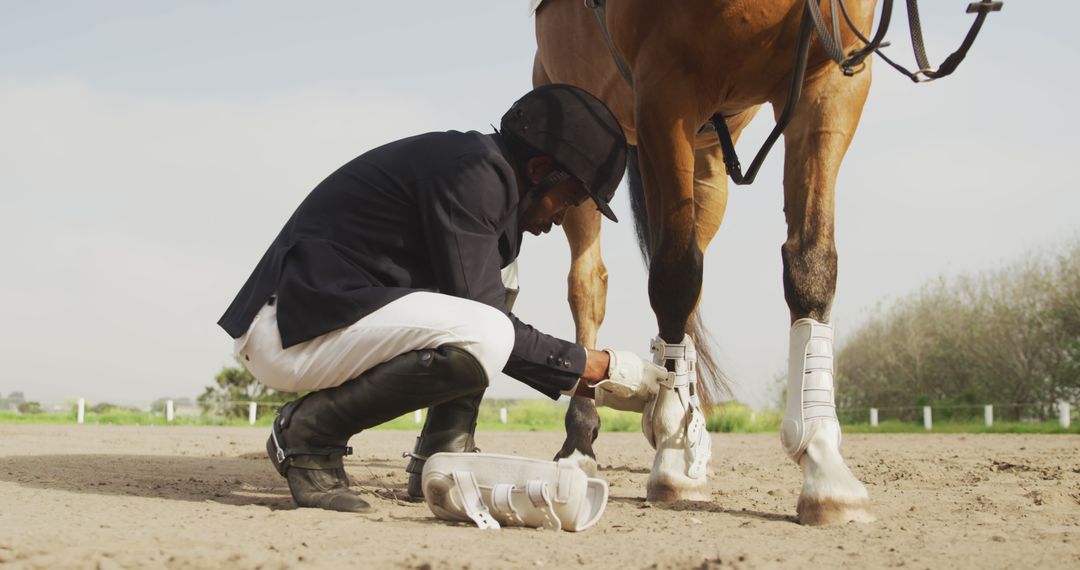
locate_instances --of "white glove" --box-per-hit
[591,350,668,412]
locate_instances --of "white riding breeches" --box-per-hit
[234,291,515,393]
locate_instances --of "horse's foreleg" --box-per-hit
[638,107,702,346]
[532,51,606,476]
[634,83,713,502]
[553,203,606,476]
[777,63,874,525]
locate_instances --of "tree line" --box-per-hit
[836,239,1080,422]
[199,359,297,418]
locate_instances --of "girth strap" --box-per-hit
[584,0,634,88]
[709,10,815,186]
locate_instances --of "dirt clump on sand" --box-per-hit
[0,425,1078,569]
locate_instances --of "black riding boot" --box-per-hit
[266,346,488,512]
[404,389,485,498]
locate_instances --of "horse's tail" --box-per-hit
[626,145,731,407]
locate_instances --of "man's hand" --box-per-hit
[591,350,669,412]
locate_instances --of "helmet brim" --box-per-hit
[587,188,618,222]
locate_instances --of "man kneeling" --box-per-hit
[217,85,666,513]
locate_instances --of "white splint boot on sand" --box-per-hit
[422,452,608,532]
[781,318,873,525]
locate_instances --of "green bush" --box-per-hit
[198,361,298,419]
[705,401,781,433]
[88,402,128,414]
[17,401,43,415]
[836,239,1080,420]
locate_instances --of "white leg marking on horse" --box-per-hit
[797,421,874,525]
[567,449,598,478]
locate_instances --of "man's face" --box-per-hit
[518,158,592,236]
[519,178,591,236]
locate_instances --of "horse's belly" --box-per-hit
[535,0,872,140]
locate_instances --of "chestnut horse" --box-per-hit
[532,0,877,525]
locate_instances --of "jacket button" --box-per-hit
[563,361,571,368]
[547,355,555,364]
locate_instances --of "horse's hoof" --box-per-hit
[565,449,599,477]
[646,475,710,503]
[646,484,710,503]
[796,496,875,525]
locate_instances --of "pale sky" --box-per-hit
[2,2,1076,409]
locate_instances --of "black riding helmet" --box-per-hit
[500,84,627,222]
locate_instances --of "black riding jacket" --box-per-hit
[217,130,586,398]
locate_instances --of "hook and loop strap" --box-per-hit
[526,480,563,531]
[491,483,525,526]
[686,407,710,479]
[650,337,697,363]
[452,471,500,530]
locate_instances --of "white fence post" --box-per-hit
[499,407,508,425]
[414,410,423,424]
[923,406,932,431]
[248,402,257,425]
[984,405,993,427]
[77,398,85,424]
[1060,402,1071,428]
[166,400,175,423]
[869,408,878,427]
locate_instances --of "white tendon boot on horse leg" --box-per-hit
[781,319,874,525]
[643,335,711,502]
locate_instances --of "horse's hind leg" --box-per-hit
[533,51,606,475]
[553,203,606,476]
[777,62,874,525]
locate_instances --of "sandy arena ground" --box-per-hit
[0,425,1077,569]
